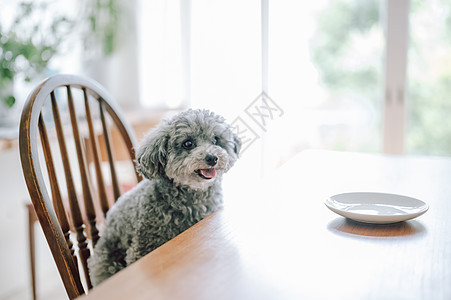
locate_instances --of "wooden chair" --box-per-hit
[19,74,142,299]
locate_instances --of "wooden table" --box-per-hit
[80,150,451,300]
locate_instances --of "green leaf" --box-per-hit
[4,95,15,108]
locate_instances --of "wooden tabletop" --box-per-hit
[79,150,451,300]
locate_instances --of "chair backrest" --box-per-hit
[19,74,142,298]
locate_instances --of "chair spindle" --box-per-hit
[99,101,122,201]
[38,114,76,261]
[51,90,92,289]
[67,86,102,289]
[83,89,109,220]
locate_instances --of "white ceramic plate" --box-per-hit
[325,192,429,224]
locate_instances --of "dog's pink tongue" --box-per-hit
[200,168,216,178]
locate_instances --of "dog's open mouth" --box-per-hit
[194,168,216,180]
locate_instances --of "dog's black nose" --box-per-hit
[205,154,218,166]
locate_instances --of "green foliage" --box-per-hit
[310,0,382,152]
[0,0,120,109]
[311,0,380,96]
[82,0,120,57]
[0,1,72,108]
[407,64,451,156]
[312,0,451,156]
[0,30,56,82]
[4,95,15,108]
[406,0,451,156]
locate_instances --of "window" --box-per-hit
[4,1,445,161]
[406,0,451,156]
[266,0,384,168]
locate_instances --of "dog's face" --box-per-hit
[136,109,241,190]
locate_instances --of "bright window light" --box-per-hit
[138,0,185,109]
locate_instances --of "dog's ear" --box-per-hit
[135,126,169,179]
[232,133,242,157]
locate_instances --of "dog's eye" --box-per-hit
[214,136,220,145]
[182,139,195,150]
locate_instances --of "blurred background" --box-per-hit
[1,0,451,299]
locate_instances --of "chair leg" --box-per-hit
[27,203,37,300]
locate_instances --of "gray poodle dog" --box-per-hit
[88,109,241,286]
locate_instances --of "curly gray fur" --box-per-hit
[88,109,241,286]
